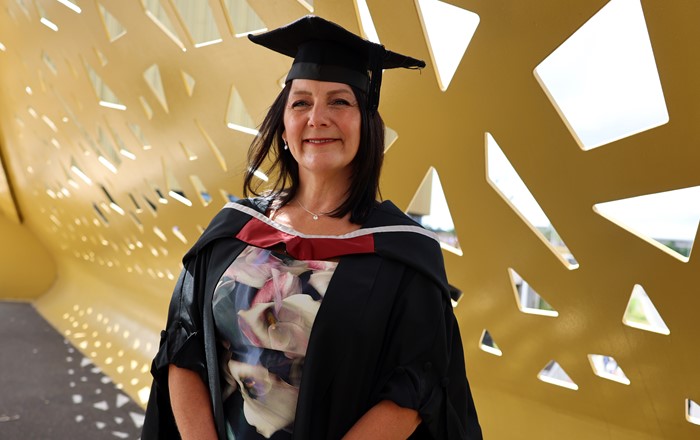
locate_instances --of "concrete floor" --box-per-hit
[0,301,145,439]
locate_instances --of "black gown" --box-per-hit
[142,197,482,439]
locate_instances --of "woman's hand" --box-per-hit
[168,364,218,440]
[342,400,421,439]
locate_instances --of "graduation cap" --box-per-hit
[248,15,425,112]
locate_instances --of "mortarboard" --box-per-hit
[248,15,425,112]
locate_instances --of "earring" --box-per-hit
[283,140,288,150]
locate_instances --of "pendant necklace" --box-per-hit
[297,200,325,220]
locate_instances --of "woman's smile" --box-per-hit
[304,138,339,145]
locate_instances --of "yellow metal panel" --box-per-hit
[0,213,55,299]
[0,142,20,223]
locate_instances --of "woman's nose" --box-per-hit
[307,103,330,127]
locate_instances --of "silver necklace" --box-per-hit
[296,200,326,220]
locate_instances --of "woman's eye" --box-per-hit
[291,100,309,108]
[331,99,351,106]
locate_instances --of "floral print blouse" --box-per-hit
[212,245,338,439]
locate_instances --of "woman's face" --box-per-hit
[282,79,361,182]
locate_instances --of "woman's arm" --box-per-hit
[342,400,421,440]
[168,364,218,440]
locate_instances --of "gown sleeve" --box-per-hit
[142,258,206,439]
[375,270,482,440]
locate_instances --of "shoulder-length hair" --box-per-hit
[243,83,385,224]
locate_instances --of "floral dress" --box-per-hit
[212,245,338,439]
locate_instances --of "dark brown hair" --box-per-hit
[243,84,384,224]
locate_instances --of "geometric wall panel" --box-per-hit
[479,329,502,357]
[171,0,222,48]
[687,399,700,426]
[415,0,479,91]
[535,0,668,150]
[141,0,186,51]
[594,185,700,262]
[97,2,126,42]
[295,0,313,13]
[622,284,670,335]
[85,62,126,111]
[383,126,398,153]
[538,360,578,391]
[508,268,558,317]
[181,70,196,96]
[36,2,59,31]
[226,86,258,135]
[143,64,168,113]
[487,133,578,269]
[0,152,20,222]
[354,0,380,43]
[56,0,81,14]
[221,0,267,37]
[405,167,462,256]
[588,354,630,385]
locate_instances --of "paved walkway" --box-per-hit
[0,301,145,439]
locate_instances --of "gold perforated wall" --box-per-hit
[1,0,698,438]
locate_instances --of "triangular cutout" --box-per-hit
[222,0,267,37]
[163,159,192,207]
[196,119,227,172]
[588,354,630,385]
[42,52,57,75]
[94,48,108,67]
[534,0,668,150]
[487,133,578,269]
[296,0,313,12]
[56,0,81,13]
[622,284,670,335]
[406,167,462,256]
[354,0,380,43]
[70,157,93,185]
[180,142,198,161]
[171,0,222,48]
[138,96,153,120]
[141,0,186,51]
[226,86,258,135]
[686,399,700,425]
[97,126,122,168]
[415,0,479,91]
[37,2,59,32]
[97,2,127,42]
[189,175,212,207]
[508,268,558,317]
[479,329,502,356]
[143,64,169,113]
[172,226,188,244]
[220,190,240,204]
[15,0,29,17]
[181,70,196,96]
[538,360,578,390]
[128,123,151,150]
[384,126,398,152]
[594,186,699,262]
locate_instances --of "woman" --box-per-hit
[142,15,481,440]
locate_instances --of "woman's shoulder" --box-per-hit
[182,197,273,261]
[364,200,450,296]
[366,200,422,228]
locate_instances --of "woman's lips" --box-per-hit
[304,138,337,144]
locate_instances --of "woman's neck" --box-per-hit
[268,174,361,235]
[293,172,351,214]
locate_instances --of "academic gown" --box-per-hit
[142,197,482,440]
